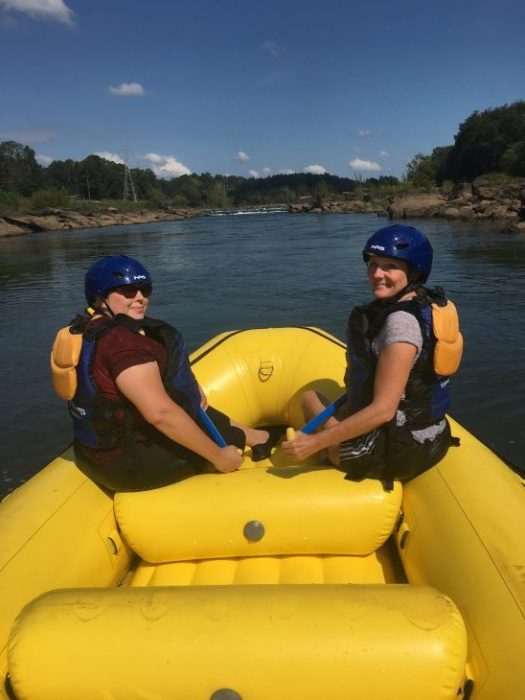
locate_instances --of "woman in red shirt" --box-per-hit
[65,255,275,491]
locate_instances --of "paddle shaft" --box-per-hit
[198,407,228,447]
[301,394,348,435]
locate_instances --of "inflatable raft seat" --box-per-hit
[129,549,401,587]
[8,585,467,700]
[114,467,403,565]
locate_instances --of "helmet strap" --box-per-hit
[380,281,422,305]
[101,299,116,318]
[88,298,115,318]
[392,269,424,301]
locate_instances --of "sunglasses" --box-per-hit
[112,283,153,299]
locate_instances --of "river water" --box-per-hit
[1,212,524,497]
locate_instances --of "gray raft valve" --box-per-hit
[243,520,265,541]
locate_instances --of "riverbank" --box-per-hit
[289,177,525,232]
[0,206,202,238]
[2,175,525,238]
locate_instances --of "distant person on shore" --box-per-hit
[51,255,276,491]
[282,225,463,486]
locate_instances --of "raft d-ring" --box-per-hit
[258,360,274,382]
[397,522,410,550]
[105,529,122,555]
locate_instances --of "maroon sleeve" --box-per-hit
[92,325,167,401]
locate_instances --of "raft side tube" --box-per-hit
[0,451,133,692]
[398,419,525,700]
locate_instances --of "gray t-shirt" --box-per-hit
[372,310,446,443]
[372,310,423,361]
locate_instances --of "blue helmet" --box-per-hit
[84,255,152,304]
[362,225,433,283]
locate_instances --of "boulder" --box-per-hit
[0,218,26,237]
[508,220,525,232]
[452,182,473,197]
[387,193,446,219]
[458,206,475,219]
[28,215,68,231]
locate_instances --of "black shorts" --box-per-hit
[340,419,455,484]
[74,406,245,492]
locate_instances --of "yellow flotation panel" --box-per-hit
[114,467,402,563]
[432,300,463,376]
[8,585,467,700]
[50,326,82,400]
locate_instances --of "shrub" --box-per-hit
[0,189,22,213]
[30,188,70,209]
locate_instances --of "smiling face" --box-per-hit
[366,255,410,299]
[101,283,152,320]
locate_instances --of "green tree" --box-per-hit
[406,154,435,187]
[0,140,42,195]
[131,168,157,199]
[43,159,81,195]
[312,180,330,207]
[500,141,525,176]
[450,101,525,180]
[78,155,123,200]
[169,175,205,207]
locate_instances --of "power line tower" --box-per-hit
[121,147,138,202]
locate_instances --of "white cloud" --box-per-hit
[36,154,53,165]
[248,170,259,178]
[262,167,271,175]
[144,152,162,164]
[236,151,249,162]
[261,40,285,58]
[349,158,381,172]
[0,0,73,24]
[379,150,390,157]
[144,153,191,178]
[303,164,327,175]
[280,169,295,175]
[357,130,371,137]
[108,82,145,97]
[95,151,124,164]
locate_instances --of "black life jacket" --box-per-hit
[68,314,201,450]
[344,287,456,430]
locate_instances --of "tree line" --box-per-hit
[1,100,524,211]
[406,100,525,186]
[0,141,399,211]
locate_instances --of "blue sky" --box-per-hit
[1,0,524,179]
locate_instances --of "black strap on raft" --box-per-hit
[382,474,394,492]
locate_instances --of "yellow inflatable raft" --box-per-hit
[1,327,524,700]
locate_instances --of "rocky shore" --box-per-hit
[289,176,525,232]
[0,206,201,238]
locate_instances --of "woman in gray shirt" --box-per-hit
[283,225,462,486]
